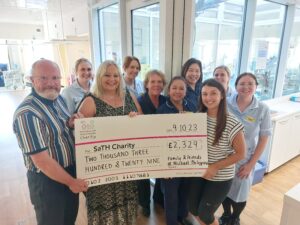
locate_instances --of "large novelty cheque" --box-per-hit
[75,113,208,187]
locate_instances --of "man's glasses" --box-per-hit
[32,76,62,83]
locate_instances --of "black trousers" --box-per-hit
[137,178,164,209]
[161,178,189,225]
[189,177,233,224]
[27,166,79,225]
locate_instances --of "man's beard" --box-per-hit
[36,88,60,100]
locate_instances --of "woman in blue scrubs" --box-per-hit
[219,72,272,225]
[157,76,197,225]
[137,69,167,216]
[180,58,203,108]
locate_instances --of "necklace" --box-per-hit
[102,94,122,107]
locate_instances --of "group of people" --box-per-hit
[13,55,272,225]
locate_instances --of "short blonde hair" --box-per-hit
[213,65,231,78]
[91,60,124,99]
[74,58,92,72]
[143,69,167,91]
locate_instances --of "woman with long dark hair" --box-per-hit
[188,79,246,225]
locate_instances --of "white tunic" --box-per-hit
[61,79,91,114]
[226,93,272,202]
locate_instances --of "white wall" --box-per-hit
[0,23,44,40]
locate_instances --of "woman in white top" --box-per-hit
[123,56,144,97]
[213,65,233,97]
[61,58,93,114]
[219,73,272,225]
[188,79,246,225]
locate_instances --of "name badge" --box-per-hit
[245,115,256,122]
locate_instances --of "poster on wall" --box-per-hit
[256,40,269,70]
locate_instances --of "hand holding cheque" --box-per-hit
[75,113,208,187]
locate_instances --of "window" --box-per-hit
[0,40,55,89]
[282,8,300,96]
[0,42,9,88]
[0,42,9,67]
[132,4,160,79]
[192,0,245,85]
[98,4,121,65]
[247,0,286,100]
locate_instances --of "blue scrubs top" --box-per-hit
[157,97,197,114]
[185,80,202,109]
[123,75,144,98]
[138,92,166,115]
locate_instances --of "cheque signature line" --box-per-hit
[84,168,206,180]
[85,164,165,175]
[76,135,207,146]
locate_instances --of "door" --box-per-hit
[126,0,160,79]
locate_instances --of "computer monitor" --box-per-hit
[0,63,8,71]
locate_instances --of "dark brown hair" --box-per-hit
[199,79,227,146]
[181,58,203,83]
[235,72,258,87]
[167,76,187,93]
[122,56,141,71]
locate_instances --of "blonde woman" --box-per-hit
[61,58,93,113]
[213,65,233,97]
[78,60,142,225]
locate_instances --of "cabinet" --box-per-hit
[62,9,89,37]
[268,116,293,172]
[291,113,300,154]
[267,113,300,172]
[45,11,64,40]
[280,183,300,225]
[263,95,300,172]
[45,7,89,40]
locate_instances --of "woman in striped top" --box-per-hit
[188,79,246,225]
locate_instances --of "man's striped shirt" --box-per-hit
[13,89,74,172]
